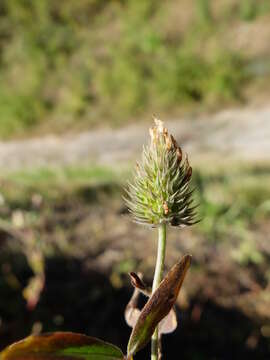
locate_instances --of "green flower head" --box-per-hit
[125,119,197,227]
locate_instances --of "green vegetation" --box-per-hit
[0,162,269,267]
[193,164,270,265]
[1,162,269,224]
[1,165,121,188]
[239,0,270,21]
[194,165,270,232]
[0,0,270,138]
[0,165,125,205]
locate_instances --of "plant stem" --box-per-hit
[151,223,167,360]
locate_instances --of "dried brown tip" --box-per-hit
[185,153,190,166]
[182,154,192,181]
[163,202,169,215]
[165,133,172,150]
[170,135,178,148]
[186,166,192,181]
[176,147,182,162]
[129,272,147,291]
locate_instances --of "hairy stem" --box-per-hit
[151,223,167,360]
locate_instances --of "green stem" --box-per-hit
[151,223,167,360]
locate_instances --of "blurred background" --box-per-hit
[0,0,270,358]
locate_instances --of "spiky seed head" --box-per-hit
[124,118,197,227]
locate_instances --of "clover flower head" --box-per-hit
[124,119,197,227]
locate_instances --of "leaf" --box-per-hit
[159,308,177,335]
[127,254,192,356]
[125,305,141,330]
[125,273,177,335]
[0,332,125,360]
[125,302,177,335]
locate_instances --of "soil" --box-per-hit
[0,187,269,359]
[1,254,269,360]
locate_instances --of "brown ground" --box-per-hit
[0,183,269,359]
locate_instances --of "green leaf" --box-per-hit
[127,254,192,356]
[0,332,125,360]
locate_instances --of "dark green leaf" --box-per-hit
[0,332,125,360]
[127,254,192,356]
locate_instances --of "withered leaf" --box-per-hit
[159,307,177,335]
[125,272,177,335]
[127,254,191,356]
[126,306,177,336]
